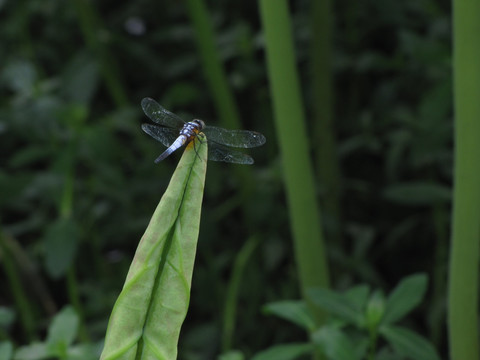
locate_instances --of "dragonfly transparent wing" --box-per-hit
[141,98,185,129]
[202,126,266,148]
[141,124,179,147]
[207,142,255,164]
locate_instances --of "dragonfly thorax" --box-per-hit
[180,119,205,139]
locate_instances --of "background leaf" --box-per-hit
[0,342,13,360]
[308,288,363,326]
[263,300,316,332]
[344,285,370,312]
[312,326,362,360]
[43,218,79,279]
[12,343,48,360]
[380,325,441,360]
[382,273,428,325]
[45,306,79,350]
[251,343,313,360]
[0,307,15,330]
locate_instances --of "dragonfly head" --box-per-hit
[193,119,205,130]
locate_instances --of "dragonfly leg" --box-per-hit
[191,134,207,163]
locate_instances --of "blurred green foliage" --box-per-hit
[257,274,440,360]
[0,0,451,359]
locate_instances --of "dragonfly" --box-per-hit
[141,98,266,165]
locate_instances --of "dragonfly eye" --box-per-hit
[194,119,205,130]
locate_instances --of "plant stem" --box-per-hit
[259,0,330,325]
[66,267,89,342]
[0,232,36,341]
[448,0,480,358]
[367,327,378,360]
[222,236,259,352]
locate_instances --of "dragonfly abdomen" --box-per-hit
[154,135,188,163]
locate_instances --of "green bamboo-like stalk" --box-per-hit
[184,0,241,130]
[259,0,330,324]
[310,0,342,245]
[448,0,480,358]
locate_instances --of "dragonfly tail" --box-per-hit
[154,136,186,163]
[154,149,174,163]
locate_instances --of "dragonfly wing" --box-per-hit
[141,124,179,147]
[141,98,185,129]
[208,142,254,165]
[202,126,266,148]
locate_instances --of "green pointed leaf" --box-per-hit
[380,325,441,360]
[43,218,79,279]
[251,343,313,360]
[0,342,13,360]
[308,288,362,326]
[312,326,360,360]
[382,274,428,325]
[263,300,316,331]
[46,306,79,350]
[100,137,207,360]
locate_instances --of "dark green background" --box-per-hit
[0,0,451,358]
